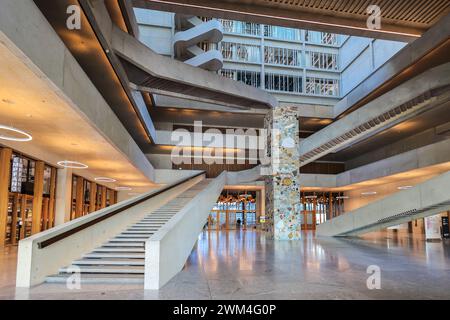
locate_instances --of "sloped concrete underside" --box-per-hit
[317,171,450,237]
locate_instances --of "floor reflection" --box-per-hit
[0,230,449,300]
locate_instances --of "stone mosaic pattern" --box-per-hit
[264,106,302,240]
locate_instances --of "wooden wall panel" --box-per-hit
[31,161,45,235]
[75,176,84,219]
[0,148,12,246]
[47,167,57,228]
[89,182,97,213]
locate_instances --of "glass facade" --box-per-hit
[219,20,341,98]
[305,77,339,96]
[265,73,303,93]
[264,25,301,41]
[221,42,261,63]
[221,19,260,36]
[306,51,338,70]
[305,30,340,45]
[264,46,302,67]
[220,19,340,46]
[221,69,261,88]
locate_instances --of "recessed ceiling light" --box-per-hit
[0,125,32,142]
[1,99,14,104]
[116,186,132,191]
[397,186,413,190]
[95,177,117,183]
[361,191,377,196]
[57,160,88,169]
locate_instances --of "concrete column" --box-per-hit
[264,106,301,240]
[54,168,73,226]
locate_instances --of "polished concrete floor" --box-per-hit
[1,230,449,300]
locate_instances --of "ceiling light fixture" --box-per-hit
[116,186,132,191]
[336,196,349,200]
[57,160,88,169]
[128,192,141,196]
[0,125,32,142]
[397,185,413,190]
[361,191,377,196]
[95,177,117,183]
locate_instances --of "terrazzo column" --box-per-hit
[263,106,301,240]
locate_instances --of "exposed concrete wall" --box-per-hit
[0,0,155,182]
[334,14,450,117]
[343,174,442,213]
[135,8,174,56]
[317,170,450,237]
[346,126,450,170]
[300,63,450,164]
[147,154,173,169]
[145,173,226,289]
[300,138,450,190]
[154,169,204,184]
[340,37,406,96]
[54,168,73,226]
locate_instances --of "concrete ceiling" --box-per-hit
[302,161,450,192]
[0,38,156,193]
[132,0,450,42]
[150,107,266,129]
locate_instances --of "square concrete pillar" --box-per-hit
[264,106,301,240]
[54,168,73,225]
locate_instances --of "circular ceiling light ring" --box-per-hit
[57,160,89,169]
[0,125,32,142]
[95,177,117,183]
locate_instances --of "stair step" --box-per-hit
[46,274,144,284]
[116,234,152,238]
[110,238,149,242]
[84,253,145,259]
[122,230,156,233]
[73,259,145,266]
[131,225,163,228]
[93,247,145,252]
[103,242,144,247]
[59,265,144,274]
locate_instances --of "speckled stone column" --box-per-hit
[264,106,301,240]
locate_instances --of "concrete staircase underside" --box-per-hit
[173,16,223,71]
[317,171,450,237]
[46,180,211,284]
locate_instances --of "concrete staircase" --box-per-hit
[173,15,223,71]
[46,180,211,284]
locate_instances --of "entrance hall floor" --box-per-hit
[0,230,449,299]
